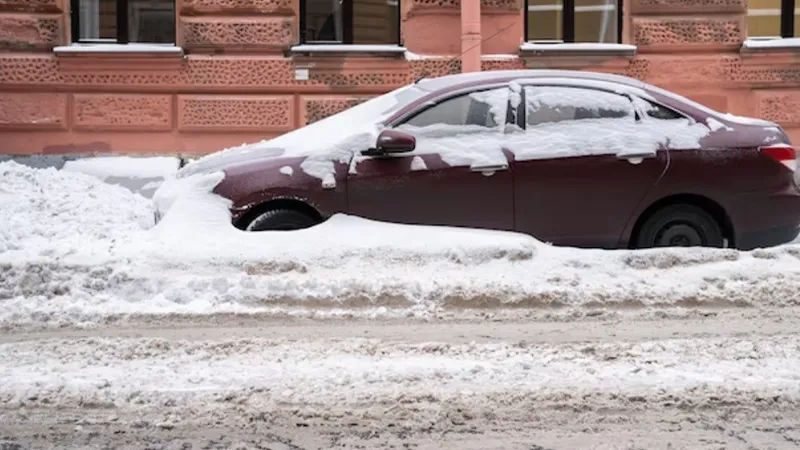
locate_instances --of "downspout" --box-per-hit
[460,0,482,72]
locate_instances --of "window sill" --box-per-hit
[519,42,637,58]
[289,44,408,57]
[54,43,185,72]
[740,37,800,53]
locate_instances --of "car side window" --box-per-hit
[643,101,685,120]
[525,86,634,127]
[400,87,509,130]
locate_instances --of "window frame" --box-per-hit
[299,0,402,45]
[69,0,176,45]
[524,0,624,44]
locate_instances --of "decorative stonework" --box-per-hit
[0,15,62,49]
[181,0,293,14]
[633,17,744,47]
[302,96,373,125]
[178,95,294,131]
[409,59,461,80]
[0,55,63,84]
[181,17,294,50]
[481,58,524,72]
[73,94,172,130]
[624,56,731,86]
[629,0,745,14]
[0,92,66,129]
[409,0,519,9]
[756,92,800,125]
[0,0,61,12]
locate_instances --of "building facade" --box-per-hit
[1,0,800,155]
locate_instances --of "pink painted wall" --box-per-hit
[2,0,800,155]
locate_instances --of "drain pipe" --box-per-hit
[461,0,482,72]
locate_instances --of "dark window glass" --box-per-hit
[73,0,175,44]
[644,102,685,120]
[302,0,400,44]
[403,89,509,129]
[526,0,621,43]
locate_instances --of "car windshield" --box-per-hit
[260,83,430,151]
[184,82,431,173]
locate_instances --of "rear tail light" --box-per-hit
[760,144,797,172]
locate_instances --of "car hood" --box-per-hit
[178,146,287,178]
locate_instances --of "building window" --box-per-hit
[747,0,798,38]
[301,0,401,45]
[71,0,176,44]
[525,0,622,43]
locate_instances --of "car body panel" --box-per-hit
[347,150,515,231]
[514,152,669,248]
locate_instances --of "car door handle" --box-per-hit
[618,152,656,160]
[471,164,509,172]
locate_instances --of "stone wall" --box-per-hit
[1,0,800,155]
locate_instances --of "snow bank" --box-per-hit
[62,156,180,181]
[2,161,800,328]
[0,162,153,260]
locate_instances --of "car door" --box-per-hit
[510,83,670,248]
[346,85,515,231]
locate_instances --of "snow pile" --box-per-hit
[1,161,800,328]
[0,162,153,260]
[62,156,180,181]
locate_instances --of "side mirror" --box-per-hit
[361,130,416,157]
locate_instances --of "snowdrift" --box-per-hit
[1,161,800,327]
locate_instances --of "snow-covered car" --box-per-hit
[155,69,800,250]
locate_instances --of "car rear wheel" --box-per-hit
[245,209,318,232]
[634,204,724,249]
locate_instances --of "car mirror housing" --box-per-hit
[361,129,416,157]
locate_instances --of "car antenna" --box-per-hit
[411,19,517,82]
[445,20,519,72]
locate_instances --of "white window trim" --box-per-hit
[519,42,636,52]
[54,43,183,53]
[742,37,800,49]
[290,44,407,53]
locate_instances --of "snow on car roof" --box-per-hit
[414,69,647,93]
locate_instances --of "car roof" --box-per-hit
[414,69,648,93]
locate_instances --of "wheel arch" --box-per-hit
[234,197,325,230]
[627,193,735,249]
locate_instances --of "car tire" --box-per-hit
[245,209,318,232]
[634,204,725,249]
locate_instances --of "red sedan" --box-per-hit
[159,69,800,250]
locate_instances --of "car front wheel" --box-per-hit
[634,204,725,249]
[245,209,318,232]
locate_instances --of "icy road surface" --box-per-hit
[2,162,800,449]
[3,312,800,449]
